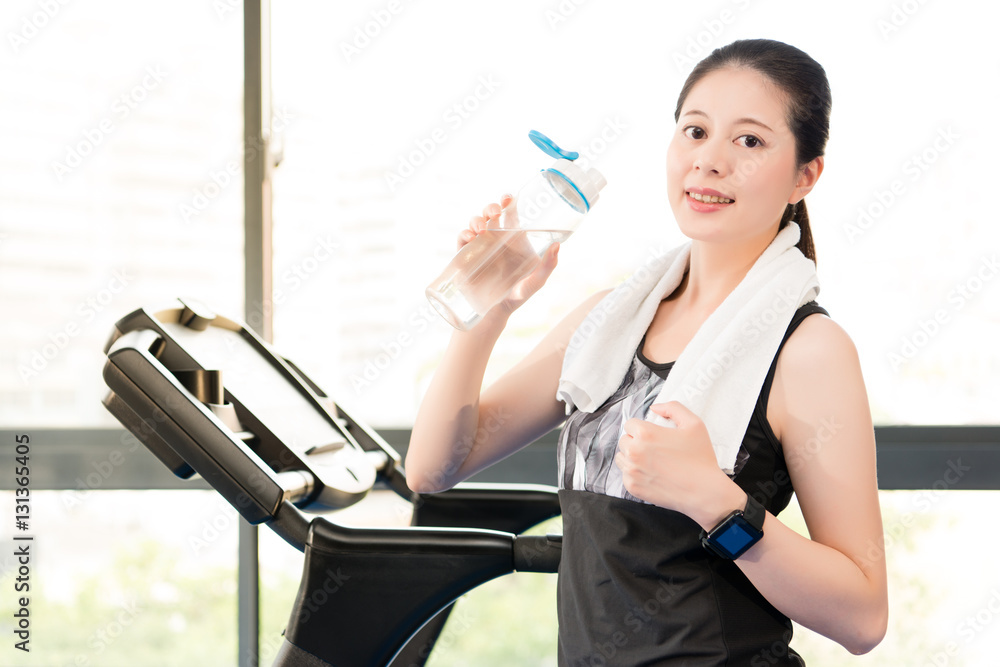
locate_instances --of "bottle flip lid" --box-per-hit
[529,130,606,212]
[529,130,580,161]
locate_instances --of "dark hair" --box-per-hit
[673,39,831,263]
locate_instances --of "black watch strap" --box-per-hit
[742,494,765,532]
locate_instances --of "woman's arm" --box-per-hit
[404,222,611,492]
[405,287,608,493]
[617,315,888,654]
[742,314,888,652]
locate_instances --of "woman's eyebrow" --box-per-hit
[681,109,774,133]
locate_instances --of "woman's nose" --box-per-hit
[692,139,729,175]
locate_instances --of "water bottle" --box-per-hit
[426,130,607,331]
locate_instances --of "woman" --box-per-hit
[406,39,888,664]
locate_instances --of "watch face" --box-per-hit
[714,519,757,555]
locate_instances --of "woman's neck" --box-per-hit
[669,232,775,314]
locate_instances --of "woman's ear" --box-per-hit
[789,155,824,205]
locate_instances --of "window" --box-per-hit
[268,0,1000,429]
[1,2,245,665]
[0,0,244,427]
[0,490,240,666]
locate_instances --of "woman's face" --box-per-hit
[666,67,818,248]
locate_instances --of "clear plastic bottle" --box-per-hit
[426,131,607,331]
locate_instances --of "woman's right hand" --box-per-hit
[459,194,561,325]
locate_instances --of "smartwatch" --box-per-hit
[700,494,765,560]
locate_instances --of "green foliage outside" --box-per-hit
[0,496,984,666]
[1,539,241,666]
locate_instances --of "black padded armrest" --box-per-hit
[411,482,561,533]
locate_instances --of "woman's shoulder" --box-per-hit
[781,309,858,373]
[769,310,865,444]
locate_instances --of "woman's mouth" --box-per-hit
[685,190,735,211]
[688,191,734,204]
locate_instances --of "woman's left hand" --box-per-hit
[616,401,741,526]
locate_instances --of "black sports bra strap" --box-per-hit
[759,301,829,402]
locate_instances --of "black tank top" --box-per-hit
[556,301,828,666]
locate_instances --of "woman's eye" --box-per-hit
[684,126,705,140]
[738,135,763,148]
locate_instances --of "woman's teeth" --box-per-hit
[688,192,733,204]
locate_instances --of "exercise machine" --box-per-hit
[100,298,562,666]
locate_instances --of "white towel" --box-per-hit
[557,222,819,474]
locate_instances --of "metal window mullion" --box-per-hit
[241,1,272,666]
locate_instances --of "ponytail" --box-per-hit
[780,200,816,264]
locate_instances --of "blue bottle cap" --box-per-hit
[528,130,579,161]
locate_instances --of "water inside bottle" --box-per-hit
[426,229,572,330]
